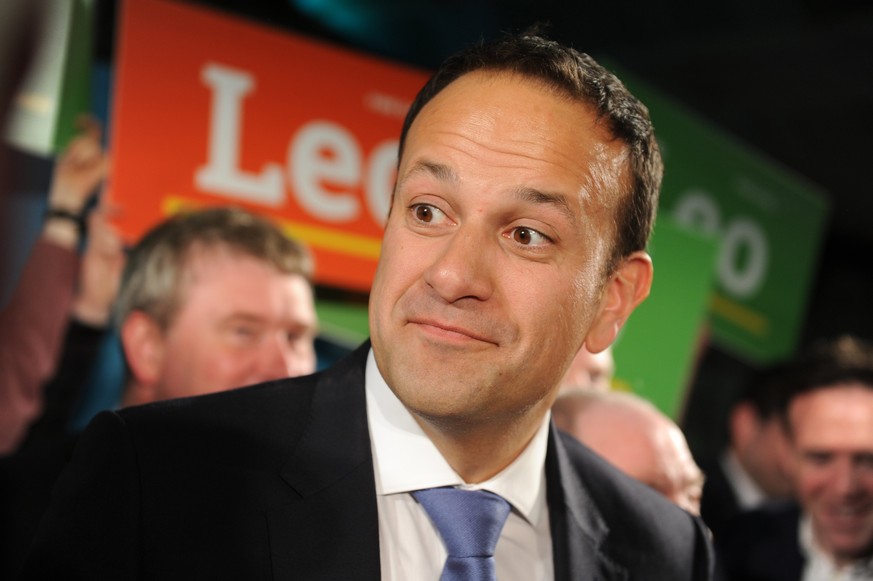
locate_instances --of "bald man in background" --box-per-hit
[558,345,615,393]
[553,389,705,514]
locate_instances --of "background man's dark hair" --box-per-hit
[398,28,663,274]
[776,335,873,432]
[734,362,793,422]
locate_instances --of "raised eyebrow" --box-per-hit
[513,186,575,223]
[289,317,320,335]
[397,163,575,223]
[221,313,267,326]
[397,160,458,190]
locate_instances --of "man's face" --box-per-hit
[136,247,317,401]
[557,397,704,514]
[369,70,643,434]
[654,423,706,515]
[747,414,794,497]
[790,384,873,565]
[619,422,704,515]
[731,400,795,498]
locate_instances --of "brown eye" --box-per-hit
[509,226,551,247]
[410,203,448,226]
[414,205,433,222]
[513,227,534,245]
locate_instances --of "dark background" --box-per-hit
[74,0,873,457]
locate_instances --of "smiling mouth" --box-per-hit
[823,505,873,527]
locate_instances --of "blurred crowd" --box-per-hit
[0,122,322,577]
[4,122,873,580]
[2,9,873,580]
[4,119,873,581]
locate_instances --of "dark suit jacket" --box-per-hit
[715,503,804,581]
[700,456,742,541]
[0,320,106,579]
[20,343,713,580]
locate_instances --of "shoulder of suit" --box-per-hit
[556,428,704,538]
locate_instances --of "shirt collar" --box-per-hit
[720,448,768,509]
[365,348,550,525]
[799,513,873,577]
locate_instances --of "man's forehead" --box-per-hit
[791,384,873,416]
[791,389,873,447]
[398,157,578,219]
[180,243,270,279]
[173,244,307,311]
[402,72,630,210]
[406,69,617,150]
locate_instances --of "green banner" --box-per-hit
[611,62,830,363]
[315,299,369,347]
[612,218,718,418]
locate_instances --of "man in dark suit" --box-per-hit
[700,363,796,540]
[21,30,713,580]
[717,336,873,581]
[2,205,318,578]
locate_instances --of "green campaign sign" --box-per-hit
[613,64,830,363]
[316,299,369,347]
[612,219,718,418]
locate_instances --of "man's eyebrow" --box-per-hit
[398,162,575,221]
[398,160,458,188]
[513,186,575,222]
[219,312,266,325]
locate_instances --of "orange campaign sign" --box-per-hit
[108,0,430,291]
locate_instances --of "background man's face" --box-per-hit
[731,399,795,498]
[743,413,794,497]
[148,247,317,400]
[555,396,704,514]
[369,70,630,431]
[790,383,873,565]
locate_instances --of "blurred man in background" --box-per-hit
[717,335,873,581]
[700,364,795,538]
[115,206,318,405]
[0,119,109,455]
[1,205,318,577]
[553,389,705,514]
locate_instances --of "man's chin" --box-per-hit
[825,532,873,564]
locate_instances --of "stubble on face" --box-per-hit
[369,71,629,453]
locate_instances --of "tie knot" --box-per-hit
[412,487,511,558]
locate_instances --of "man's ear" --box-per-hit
[584,251,653,354]
[120,311,165,401]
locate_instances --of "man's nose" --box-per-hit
[422,226,494,304]
[256,332,295,382]
[833,459,862,497]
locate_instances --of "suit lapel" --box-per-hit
[268,343,381,580]
[265,349,634,580]
[547,424,629,581]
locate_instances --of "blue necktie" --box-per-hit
[412,487,511,581]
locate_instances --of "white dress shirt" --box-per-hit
[800,515,873,581]
[721,449,768,510]
[365,349,554,581]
